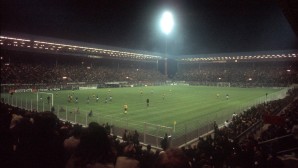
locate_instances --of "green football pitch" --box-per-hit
[1,86,282,136]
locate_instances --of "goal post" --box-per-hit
[37,92,54,111]
[216,82,230,87]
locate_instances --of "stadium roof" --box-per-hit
[0,32,164,61]
[1,32,297,63]
[180,51,297,63]
[1,0,297,55]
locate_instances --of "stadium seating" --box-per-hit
[175,61,297,87]
[1,55,297,88]
[1,61,166,85]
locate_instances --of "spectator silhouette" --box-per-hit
[66,122,115,168]
[155,148,191,168]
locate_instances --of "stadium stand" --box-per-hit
[1,54,297,89]
[1,56,166,85]
[175,61,297,87]
[1,34,298,167]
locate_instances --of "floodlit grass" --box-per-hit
[2,86,281,135]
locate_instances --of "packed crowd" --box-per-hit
[1,102,157,168]
[180,88,298,168]
[219,98,284,140]
[1,60,166,85]
[175,61,297,87]
[1,88,297,168]
[2,56,297,88]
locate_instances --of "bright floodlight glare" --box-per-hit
[160,11,174,35]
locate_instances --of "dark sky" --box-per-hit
[1,0,297,55]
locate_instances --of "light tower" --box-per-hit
[160,11,174,77]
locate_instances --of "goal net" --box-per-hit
[217,82,230,87]
[37,92,54,112]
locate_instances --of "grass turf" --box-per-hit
[1,86,281,135]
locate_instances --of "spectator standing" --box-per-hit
[132,130,139,146]
[154,148,191,168]
[66,122,115,168]
[161,133,169,150]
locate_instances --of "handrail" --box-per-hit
[234,120,262,141]
[277,147,298,155]
[258,134,293,145]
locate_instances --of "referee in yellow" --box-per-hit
[124,104,128,114]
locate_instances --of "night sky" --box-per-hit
[1,0,297,55]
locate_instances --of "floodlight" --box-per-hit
[160,11,174,35]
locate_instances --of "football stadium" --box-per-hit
[1,1,298,168]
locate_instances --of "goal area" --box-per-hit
[37,92,54,111]
[216,82,230,87]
